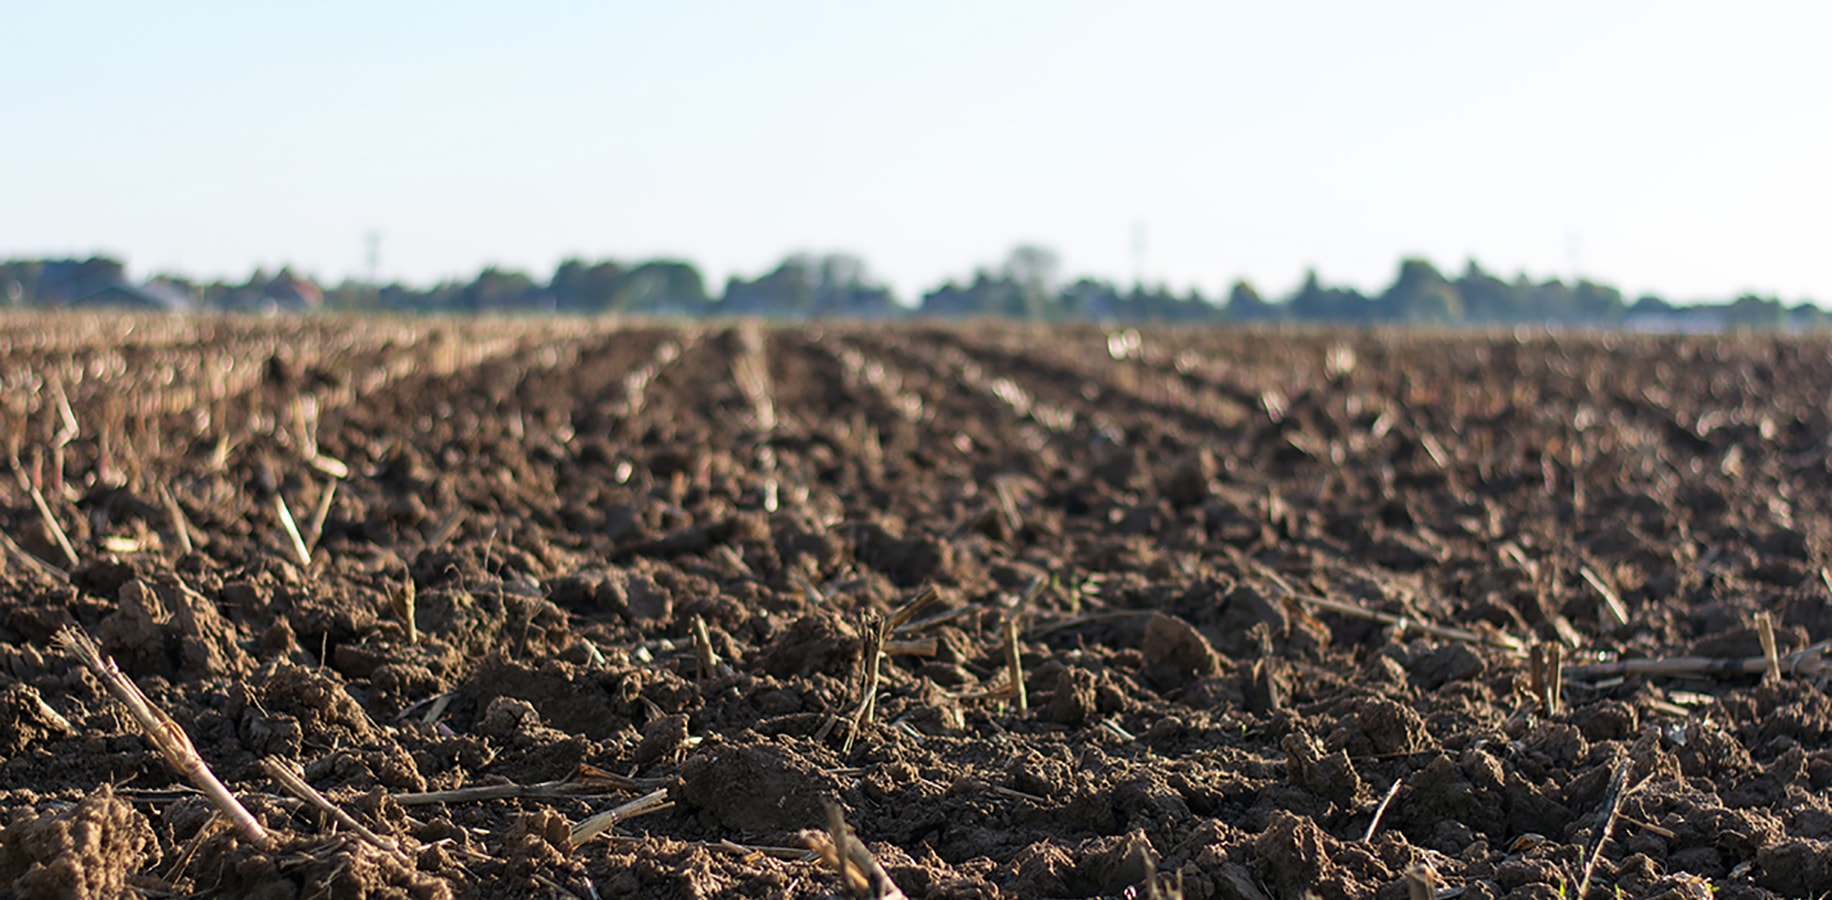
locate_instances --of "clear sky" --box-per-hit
[4,2,1828,304]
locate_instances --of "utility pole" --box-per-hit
[1131,221,1146,292]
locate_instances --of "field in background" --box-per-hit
[1,314,1830,899]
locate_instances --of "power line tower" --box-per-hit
[365,231,382,311]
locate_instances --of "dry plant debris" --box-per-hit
[55,626,271,847]
[806,803,909,900]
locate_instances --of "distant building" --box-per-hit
[70,281,190,312]
[212,271,324,314]
[33,257,127,305]
[263,271,323,312]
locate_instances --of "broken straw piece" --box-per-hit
[56,627,271,847]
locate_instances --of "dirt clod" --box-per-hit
[677,743,836,837]
[1142,612,1224,691]
[0,787,156,900]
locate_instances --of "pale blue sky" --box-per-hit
[4,2,1827,303]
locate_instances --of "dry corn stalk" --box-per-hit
[1562,639,1832,681]
[57,627,271,847]
[272,493,312,567]
[1004,616,1028,715]
[305,479,337,553]
[843,614,889,754]
[569,788,673,849]
[21,471,78,569]
[391,572,418,645]
[808,803,909,900]
[0,525,68,583]
[691,615,724,681]
[261,757,401,856]
[1529,643,1562,714]
[1403,864,1436,900]
[160,485,194,554]
[1755,612,1780,682]
[1581,566,1630,630]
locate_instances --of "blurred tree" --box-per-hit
[1573,280,1626,324]
[1724,294,1786,329]
[0,251,1797,326]
[460,267,537,311]
[919,270,1021,318]
[318,279,371,312]
[1788,302,1828,331]
[614,261,707,314]
[1629,294,1673,316]
[1378,259,1463,323]
[1527,278,1578,322]
[917,279,975,317]
[1288,270,1370,321]
[1003,245,1061,321]
[550,258,626,312]
[1455,260,1515,323]
[1124,284,1208,322]
[816,253,865,295]
[723,255,816,317]
[1226,280,1277,321]
[1060,278,1122,320]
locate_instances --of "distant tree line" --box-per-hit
[1,248,1823,330]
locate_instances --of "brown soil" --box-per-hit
[2,315,1831,899]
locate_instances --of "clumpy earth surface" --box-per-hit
[2,314,1831,899]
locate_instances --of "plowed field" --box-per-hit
[2,315,1830,900]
